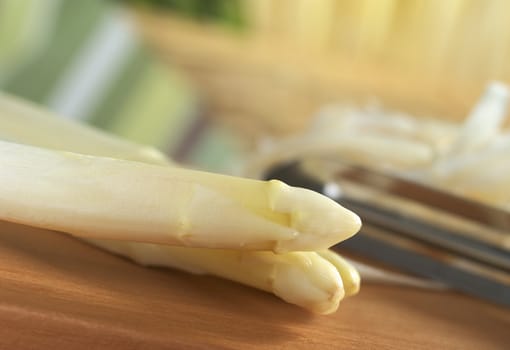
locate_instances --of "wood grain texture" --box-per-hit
[0,220,508,350]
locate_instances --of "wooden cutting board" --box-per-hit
[0,220,508,350]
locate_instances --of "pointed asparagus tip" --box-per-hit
[268,180,362,252]
[272,252,345,314]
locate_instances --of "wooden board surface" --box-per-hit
[0,220,508,350]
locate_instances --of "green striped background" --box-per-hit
[0,0,245,173]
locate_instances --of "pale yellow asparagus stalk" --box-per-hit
[0,94,360,313]
[93,239,344,314]
[0,92,169,165]
[0,140,360,252]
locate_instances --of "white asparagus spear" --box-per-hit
[91,239,345,314]
[0,92,169,165]
[0,140,360,252]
